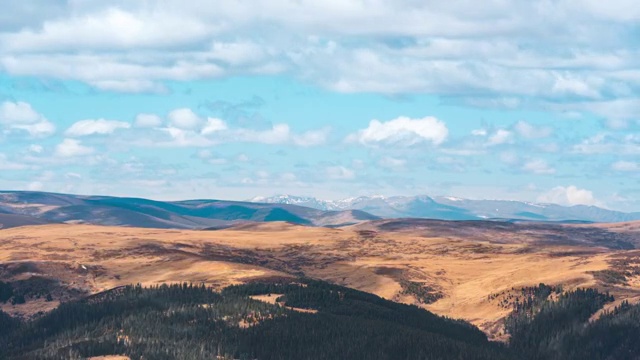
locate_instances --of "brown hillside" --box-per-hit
[1,221,639,339]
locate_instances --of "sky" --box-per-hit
[0,1,638,211]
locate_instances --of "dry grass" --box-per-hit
[250,294,319,314]
[1,222,639,339]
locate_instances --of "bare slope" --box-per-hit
[1,220,639,339]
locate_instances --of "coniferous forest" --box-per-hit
[1,279,640,360]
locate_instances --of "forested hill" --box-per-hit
[1,279,640,359]
[0,280,505,360]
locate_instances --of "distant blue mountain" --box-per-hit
[251,194,640,223]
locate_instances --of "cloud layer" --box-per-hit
[0,1,638,124]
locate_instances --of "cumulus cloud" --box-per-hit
[28,144,43,153]
[26,181,44,191]
[200,117,228,135]
[612,160,639,172]
[537,185,599,206]
[126,108,328,147]
[195,149,227,165]
[348,116,448,147]
[499,152,519,165]
[522,159,556,174]
[234,124,291,144]
[168,108,204,130]
[54,139,94,157]
[514,121,553,139]
[486,129,512,146]
[65,119,131,136]
[156,127,214,147]
[292,127,331,147]
[0,153,28,170]
[134,113,163,128]
[573,133,640,154]
[12,121,56,138]
[226,123,328,146]
[0,101,41,123]
[0,101,55,137]
[236,154,250,162]
[379,156,407,169]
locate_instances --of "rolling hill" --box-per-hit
[2,220,639,339]
[0,191,378,229]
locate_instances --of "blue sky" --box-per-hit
[0,1,638,211]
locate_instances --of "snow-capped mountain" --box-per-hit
[250,195,640,223]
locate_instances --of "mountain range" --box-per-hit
[0,191,377,229]
[250,194,640,223]
[2,191,639,230]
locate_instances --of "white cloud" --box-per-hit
[54,138,94,157]
[0,101,55,137]
[234,124,291,144]
[134,113,163,128]
[326,166,355,180]
[200,117,228,135]
[195,149,227,165]
[26,181,44,191]
[514,121,553,139]
[0,153,28,170]
[168,108,203,130]
[28,144,43,153]
[486,129,512,146]
[349,116,448,147]
[522,159,556,174]
[499,152,519,165]
[89,80,168,93]
[155,127,214,147]
[3,7,210,52]
[612,160,639,172]
[551,75,600,98]
[352,159,365,169]
[573,133,640,154]
[0,101,41,123]
[65,119,130,136]
[65,172,82,179]
[125,108,326,147]
[280,172,297,182]
[0,0,635,130]
[379,156,407,169]
[550,98,640,129]
[230,124,328,146]
[537,185,598,206]
[536,142,560,153]
[292,127,330,147]
[12,121,56,138]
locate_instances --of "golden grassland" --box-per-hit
[1,221,639,339]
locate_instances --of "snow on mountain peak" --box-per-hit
[248,194,638,223]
